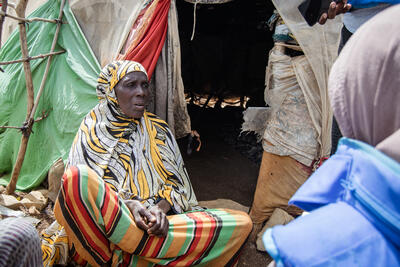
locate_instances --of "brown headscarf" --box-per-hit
[328,5,400,162]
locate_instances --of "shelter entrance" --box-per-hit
[176,0,275,206]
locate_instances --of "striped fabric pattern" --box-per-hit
[41,220,69,266]
[53,165,252,266]
[0,218,43,267]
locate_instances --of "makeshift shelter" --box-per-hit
[0,0,191,191]
[0,0,100,190]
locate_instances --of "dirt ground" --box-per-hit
[178,105,272,266]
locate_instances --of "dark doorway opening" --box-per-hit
[176,0,275,207]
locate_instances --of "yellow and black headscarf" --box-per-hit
[96,61,148,119]
[67,60,198,213]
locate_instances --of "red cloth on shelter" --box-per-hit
[121,0,171,79]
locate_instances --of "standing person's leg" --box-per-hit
[0,218,43,267]
[54,165,252,266]
[249,151,310,228]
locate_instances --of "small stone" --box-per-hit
[0,194,22,210]
[28,206,40,215]
[21,190,48,211]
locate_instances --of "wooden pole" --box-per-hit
[5,0,33,194]
[0,0,8,49]
[5,0,65,194]
[28,0,65,124]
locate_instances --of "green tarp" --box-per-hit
[0,0,101,190]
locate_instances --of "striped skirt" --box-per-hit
[50,165,252,266]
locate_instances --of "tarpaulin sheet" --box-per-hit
[69,0,149,67]
[0,0,100,190]
[0,0,48,46]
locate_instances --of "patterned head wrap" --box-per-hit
[96,61,148,113]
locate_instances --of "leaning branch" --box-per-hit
[5,0,34,195]
[0,10,65,24]
[0,0,8,49]
[5,0,66,194]
[0,50,65,65]
[28,0,65,123]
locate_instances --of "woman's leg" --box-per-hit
[55,165,252,266]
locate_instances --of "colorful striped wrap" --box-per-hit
[44,165,252,266]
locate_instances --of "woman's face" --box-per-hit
[114,71,150,119]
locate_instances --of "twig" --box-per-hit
[6,0,33,194]
[0,0,8,49]
[0,125,22,129]
[0,50,65,65]
[0,110,50,130]
[0,10,66,24]
[34,110,50,122]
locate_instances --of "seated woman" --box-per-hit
[42,61,252,266]
[262,5,400,267]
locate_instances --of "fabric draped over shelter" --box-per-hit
[270,0,342,158]
[118,0,171,79]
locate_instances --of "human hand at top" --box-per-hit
[319,0,351,25]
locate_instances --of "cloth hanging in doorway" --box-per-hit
[118,0,171,79]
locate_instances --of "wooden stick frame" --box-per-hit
[2,0,66,194]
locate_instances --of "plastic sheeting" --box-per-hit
[272,0,342,158]
[263,47,319,166]
[0,0,100,190]
[0,0,48,46]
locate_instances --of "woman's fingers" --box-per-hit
[147,207,169,237]
[139,208,156,227]
[125,200,155,231]
[133,208,149,231]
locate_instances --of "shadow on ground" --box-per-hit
[178,105,271,266]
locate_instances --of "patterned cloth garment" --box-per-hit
[0,218,43,267]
